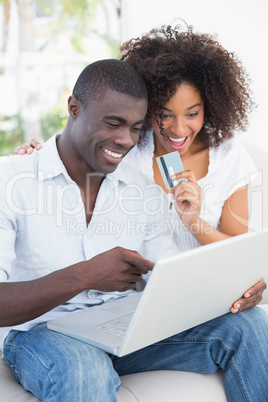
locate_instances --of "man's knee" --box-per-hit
[40,343,120,400]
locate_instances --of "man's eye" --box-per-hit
[107,122,119,127]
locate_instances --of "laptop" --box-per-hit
[47,229,268,357]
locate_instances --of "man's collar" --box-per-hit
[38,134,135,186]
[38,134,70,182]
[106,159,135,186]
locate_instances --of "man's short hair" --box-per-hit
[72,59,148,109]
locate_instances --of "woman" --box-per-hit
[121,24,255,248]
[16,24,266,311]
[120,24,267,311]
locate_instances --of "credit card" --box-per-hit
[156,151,185,189]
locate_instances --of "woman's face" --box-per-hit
[152,83,204,156]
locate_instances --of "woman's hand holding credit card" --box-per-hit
[156,151,185,189]
[156,151,203,229]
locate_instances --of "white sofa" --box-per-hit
[1,140,268,401]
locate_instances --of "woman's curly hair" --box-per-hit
[120,24,254,148]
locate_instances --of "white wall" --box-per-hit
[121,0,268,150]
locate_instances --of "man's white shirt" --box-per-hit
[0,135,179,349]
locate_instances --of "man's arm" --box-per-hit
[0,247,153,327]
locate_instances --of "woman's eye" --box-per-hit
[187,112,198,118]
[162,114,172,119]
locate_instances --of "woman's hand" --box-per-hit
[15,139,43,155]
[172,170,203,230]
[231,278,267,313]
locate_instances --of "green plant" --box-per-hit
[0,109,68,156]
[0,114,24,156]
[40,108,68,141]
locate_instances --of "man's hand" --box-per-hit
[231,278,267,313]
[84,247,154,292]
[0,247,154,327]
[15,139,43,155]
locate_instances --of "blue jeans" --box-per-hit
[3,307,268,402]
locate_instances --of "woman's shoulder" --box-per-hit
[123,129,155,178]
[209,137,254,169]
[211,137,241,157]
[206,137,256,189]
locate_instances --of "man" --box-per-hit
[0,59,267,401]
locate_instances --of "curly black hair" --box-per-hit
[120,24,254,148]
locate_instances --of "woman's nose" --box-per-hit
[171,118,186,136]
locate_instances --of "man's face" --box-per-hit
[69,90,147,174]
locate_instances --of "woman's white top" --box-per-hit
[124,129,257,251]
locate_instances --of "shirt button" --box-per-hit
[90,291,96,298]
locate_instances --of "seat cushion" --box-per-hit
[0,354,226,402]
[119,370,227,402]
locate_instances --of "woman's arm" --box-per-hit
[172,170,248,245]
[193,185,249,245]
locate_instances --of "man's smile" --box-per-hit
[102,147,123,159]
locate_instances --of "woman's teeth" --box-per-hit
[102,147,122,158]
[169,137,186,143]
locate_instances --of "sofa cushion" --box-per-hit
[0,354,227,402]
[119,370,227,401]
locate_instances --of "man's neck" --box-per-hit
[56,132,105,225]
[56,132,105,189]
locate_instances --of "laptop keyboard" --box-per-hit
[94,313,133,338]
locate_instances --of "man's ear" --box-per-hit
[68,95,81,118]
